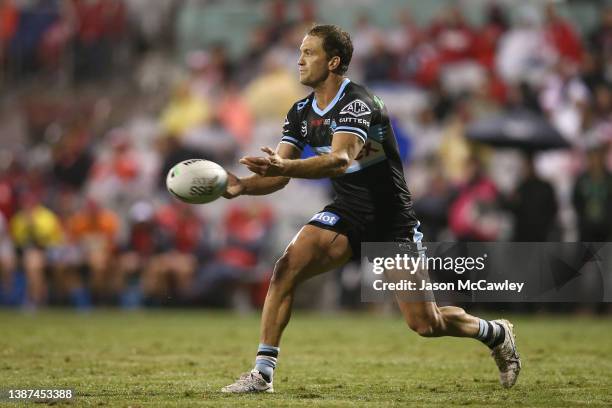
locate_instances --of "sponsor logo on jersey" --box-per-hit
[310,211,340,226]
[301,120,307,137]
[345,139,387,173]
[338,117,370,126]
[339,99,371,117]
[331,119,337,131]
[311,118,324,127]
[354,141,379,160]
[311,118,332,127]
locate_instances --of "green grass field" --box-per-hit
[0,310,611,407]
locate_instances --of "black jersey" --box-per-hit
[280,78,417,219]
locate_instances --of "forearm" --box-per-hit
[241,174,290,195]
[282,154,349,179]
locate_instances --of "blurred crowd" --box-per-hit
[0,0,611,311]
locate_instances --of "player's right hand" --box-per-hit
[223,171,244,199]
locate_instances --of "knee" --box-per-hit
[271,250,301,287]
[271,253,291,283]
[406,310,444,338]
[407,320,436,337]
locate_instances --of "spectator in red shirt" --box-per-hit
[403,31,441,87]
[116,201,161,305]
[0,211,16,304]
[449,156,503,241]
[0,161,20,221]
[474,4,508,71]
[0,0,18,60]
[71,0,125,81]
[218,203,274,269]
[544,2,583,64]
[193,202,275,308]
[140,201,207,304]
[429,6,475,64]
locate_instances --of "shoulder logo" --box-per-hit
[297,99,309,111]
[339,99,371,117]
[373,95,385,109]
[301,120,307,137]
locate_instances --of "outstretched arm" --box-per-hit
[223,143,300,199]
[240,132,364,179]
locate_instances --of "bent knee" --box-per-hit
[406,312,443,337]
[271,250,303,285]
[408,321,437,337]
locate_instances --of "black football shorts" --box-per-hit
[307,201,423,260]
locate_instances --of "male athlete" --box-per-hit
[221,24,520,393]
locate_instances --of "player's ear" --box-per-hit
[328,56,340,72]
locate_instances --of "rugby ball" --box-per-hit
[166,159,228,204]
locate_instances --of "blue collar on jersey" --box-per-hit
[312,78,351,116]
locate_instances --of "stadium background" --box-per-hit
[0,0,611,313]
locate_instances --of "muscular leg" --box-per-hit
[383,261,479,337]
[396,300,479,338]
[394,266,521,388]
[222,225,352,393]
[260,225,352,347]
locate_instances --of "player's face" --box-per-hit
[298,35,331,87]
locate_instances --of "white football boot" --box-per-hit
[221,370,274,393]
[490,319,522,388]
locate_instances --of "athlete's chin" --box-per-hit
[299,76,312,86]
[299,76,322,88]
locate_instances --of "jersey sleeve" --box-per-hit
[280,104,307,151]
[333,97,373,143]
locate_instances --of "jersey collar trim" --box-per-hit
[311,78,351,116]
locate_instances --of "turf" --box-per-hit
[0,310,611,407]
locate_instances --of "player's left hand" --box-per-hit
[240,147,286,177]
